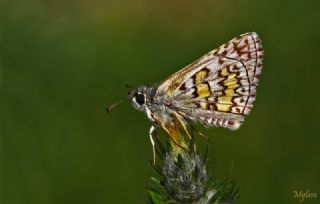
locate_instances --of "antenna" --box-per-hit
[107,84,133,113]
[106,100,123,113]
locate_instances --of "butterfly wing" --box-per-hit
[155,32,264,130]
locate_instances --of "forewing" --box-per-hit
[156,44,217,97]
[157,32,264,130]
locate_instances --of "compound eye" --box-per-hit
[135,93,145,105]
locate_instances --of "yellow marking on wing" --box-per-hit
[199,102,208,109]
[195,70,208,83]
[216,67,240,112]
[221,67,229,76]
[197,83,211,97]
[226,83,239,89]
[217,95,233,112]
[224,88,235,95]
[167,77,183,94]
[224,73,237,83]
[167,69,208,95]
[216,103,231,112]
[218,96,233,104]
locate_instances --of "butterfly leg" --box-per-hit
[190,124,209,141]
[173,112,192,140]
[152,115,187,151]
[173,112,197,151]
[149,125,156,165]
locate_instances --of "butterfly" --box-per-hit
[127,32,263,164]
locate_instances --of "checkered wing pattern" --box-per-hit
[156,32,264,130]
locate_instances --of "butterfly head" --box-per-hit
[128,85,156,112]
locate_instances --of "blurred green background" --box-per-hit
[1,0,320,203]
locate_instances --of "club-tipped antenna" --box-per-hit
[106,100,123,113]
